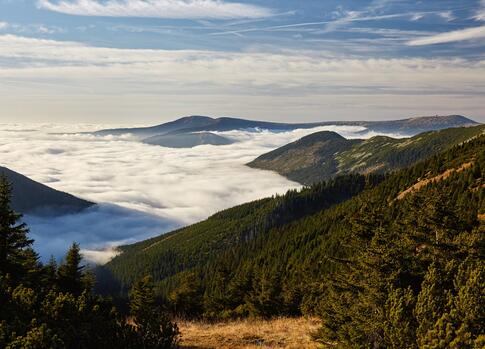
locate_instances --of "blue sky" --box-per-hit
[0,0,484,123]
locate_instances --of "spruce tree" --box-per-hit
[129,276,179,348]
[130,275,156,322]
[57,243,86,295]
[0,175,33,280]
[168,272,203,318]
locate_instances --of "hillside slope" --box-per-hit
[97,174,384,294]
[99,134,484,308]
[0,166,94,215]
[248,124,485,185]
[99,135,484,348]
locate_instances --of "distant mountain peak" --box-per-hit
[297,131,346,143]
[406,114,477,123]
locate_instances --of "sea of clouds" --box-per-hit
[0,123,401,263]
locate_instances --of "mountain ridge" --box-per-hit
[92,114,479,139]
[0,166,94,215]
[248,124,485,185]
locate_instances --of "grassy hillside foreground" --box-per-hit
[178,317,321,349]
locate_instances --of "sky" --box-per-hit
[0,0,484,123]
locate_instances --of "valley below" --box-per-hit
[0,121,407,262]
[0,122,365,261]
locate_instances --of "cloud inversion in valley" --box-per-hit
[0,123,397,262]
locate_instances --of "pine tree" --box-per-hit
[382,287,417,349]
[129,276,179,348]
[168,271,203,318]
[57,243,86,295]
[0,175,33,281]
[43,255,58,289]
[130,276,156,323]
[246,270,282,318]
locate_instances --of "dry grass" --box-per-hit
[177,317,322,349]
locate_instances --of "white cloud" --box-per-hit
[0,22,64,34]
[475,0,485,21]
[407,25,485,46]
[1,35,484,93]
[0,123,388,262]
[0,35,484,122]
[24,204,177,264]
[37,0,273,19]
[407,1,485,46]
[410,13,424,21]
[438,11,455,22]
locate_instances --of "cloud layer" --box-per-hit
[0,123,396,263]
[1,34,484,123]
[37,0,273,19]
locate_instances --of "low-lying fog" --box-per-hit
[0,123,400,263]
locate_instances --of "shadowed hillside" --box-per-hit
[0,166,94,215]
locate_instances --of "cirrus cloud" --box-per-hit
[407,25,485,46]
[475,0,485,21]
[37,0,274,19]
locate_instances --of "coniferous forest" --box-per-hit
[1,135,484,348]
[100,135,485,348]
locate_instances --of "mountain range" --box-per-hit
[92,114,478,142]
[0,166,94,215]
[248,124,485,185]
[2,114,482,347]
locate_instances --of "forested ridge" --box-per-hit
[248,124,485,185]
[99,135,484,347]
[97,173,384,296]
